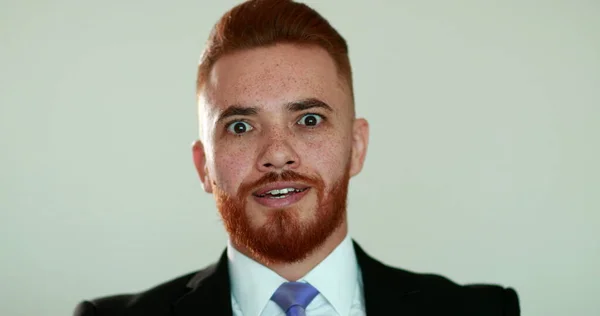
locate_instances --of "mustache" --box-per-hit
[239,170,322,196]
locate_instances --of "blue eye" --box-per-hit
[297,114,323,127]
[227,121,253,135]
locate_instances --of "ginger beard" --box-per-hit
[214,165,350,264]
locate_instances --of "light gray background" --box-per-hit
[1,1,599,315]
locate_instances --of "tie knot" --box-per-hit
[270,282,319,314]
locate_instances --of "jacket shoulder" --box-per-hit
[379,264,520,315]
[462,284,520,316]
[73,265,215,316]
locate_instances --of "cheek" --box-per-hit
[301,132,351,183]
[211,144,255,193]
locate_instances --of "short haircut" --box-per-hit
[196,0,353,99]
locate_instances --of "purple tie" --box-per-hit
[270,282,320,316]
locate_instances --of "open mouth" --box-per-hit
[251,182,312,208]
[254,187,310,199]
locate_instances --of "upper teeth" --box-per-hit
[266,188,297,195]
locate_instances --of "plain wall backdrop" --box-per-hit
[1,0,599,315]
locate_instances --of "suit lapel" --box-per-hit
[354,240,422,316]
[171,241,423,316]
[172,250,233,316]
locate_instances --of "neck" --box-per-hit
[233,222,348,281]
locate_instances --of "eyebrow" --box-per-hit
[285,98,334,113]
[216,106,259,124]
[216,98,333,124]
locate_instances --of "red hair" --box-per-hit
[196,0,353,98]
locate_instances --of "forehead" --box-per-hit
[203,43,349,110]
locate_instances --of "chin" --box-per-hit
[217,166,350,264]
[252,200,317,223]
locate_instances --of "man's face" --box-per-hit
[193,44,368,264]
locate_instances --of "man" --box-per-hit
[75,0,520,315]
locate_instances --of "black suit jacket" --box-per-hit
[74,241,520,315]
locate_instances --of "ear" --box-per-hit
[192,140,213,194]
[349,118,369,177]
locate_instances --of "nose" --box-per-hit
[257,137,300,172]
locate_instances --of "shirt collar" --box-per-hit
[227,241,287,316]
[300,234,359,316]
[227,234,359,316]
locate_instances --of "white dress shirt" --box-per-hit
[227,234,366,316]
